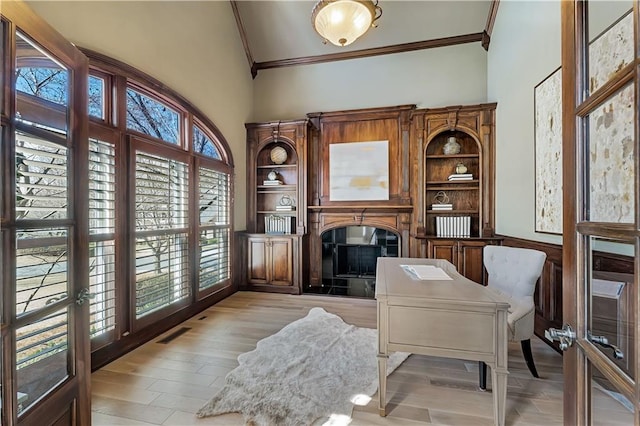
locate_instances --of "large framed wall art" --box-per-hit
[329,140,389,201]
[534,66,563,234]
[533,9,633,233]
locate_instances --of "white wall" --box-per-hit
[487,1,562,244]
[252,43,487,121]
[26,0,253,230]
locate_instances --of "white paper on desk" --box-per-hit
[400,264,452,280]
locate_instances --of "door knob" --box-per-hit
[545,324,576,351]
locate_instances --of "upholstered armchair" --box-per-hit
[479,245,547,390]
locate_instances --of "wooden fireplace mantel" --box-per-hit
[307,205,413,213]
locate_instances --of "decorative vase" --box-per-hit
[455,162,468,174]
[270,146,288,164]
[443,136,461,155]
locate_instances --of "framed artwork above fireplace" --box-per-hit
[329,140,389,201]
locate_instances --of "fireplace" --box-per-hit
[304,226,399,297]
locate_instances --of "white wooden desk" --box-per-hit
[376,257,510,426]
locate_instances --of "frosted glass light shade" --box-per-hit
[312,0,379,46]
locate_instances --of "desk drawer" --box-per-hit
[388,306,495,354]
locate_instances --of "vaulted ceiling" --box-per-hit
[232,1,498,77]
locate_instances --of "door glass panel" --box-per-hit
[15,32,68,133]
[16,228,68,316]
[15,130,68,221]
[590,361,634,425]
[589,236,634,380]
[586,83,634,223]
[16,306,69,416]
[587,4,633,95]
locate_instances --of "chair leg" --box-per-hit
[521,339,539,378]
[478,361,487,391]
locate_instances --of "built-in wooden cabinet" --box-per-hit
[242,104,496,292]
[246,234,296,287]
[246,119,310,235]
[413,103,497,282]
[305,105,414,289]
[426,238,502,285]
[424,132,482,237]
[243,120,312,293]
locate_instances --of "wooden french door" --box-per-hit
[560,1,639,424]
[1,2,90,425]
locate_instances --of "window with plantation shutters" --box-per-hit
[11,54,237,366]
[2,24,236,414]
[88,139,116,339]
[198,166,230,290]
[134,151,190,318]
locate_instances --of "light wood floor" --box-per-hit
[91,291,565,425]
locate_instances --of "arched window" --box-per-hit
[81,51,234,356]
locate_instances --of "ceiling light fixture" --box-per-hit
[311,0,382,47]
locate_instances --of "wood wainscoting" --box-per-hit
[501,236,634,355]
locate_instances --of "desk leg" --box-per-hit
[491,367,507,426]
[377,354,388,417]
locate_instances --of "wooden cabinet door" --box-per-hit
[457,241,487,285]
[247,237,268,284]
[269,238,293,286]
[426,240,458,267]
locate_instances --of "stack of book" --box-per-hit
[436,216,471,238]
[275,205,295,211]
[431,203,452,211]
[263,180,283,186]
[265,215,294,234]
[447,173,473,181]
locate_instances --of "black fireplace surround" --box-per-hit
[304,226,399,298]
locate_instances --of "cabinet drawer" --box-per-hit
[388,306,495,354]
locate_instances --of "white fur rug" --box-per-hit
[196,307,410,425]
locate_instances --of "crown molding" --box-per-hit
[255,33,484,74]
[231,0,500,78]
[230,1,257,78]
[483,0,500,50]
